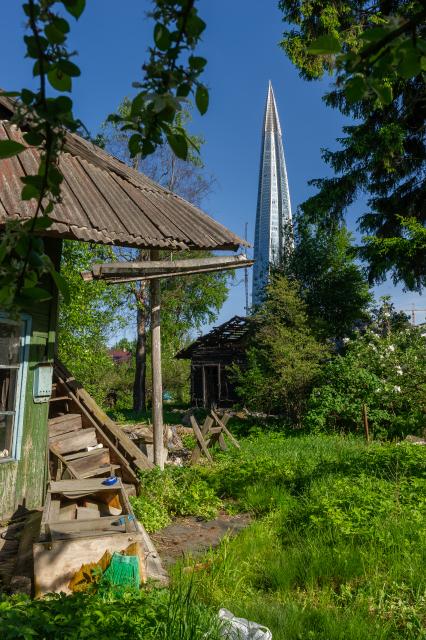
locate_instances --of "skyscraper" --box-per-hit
[252,82,293,306]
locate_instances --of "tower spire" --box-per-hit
[252,82,293,307]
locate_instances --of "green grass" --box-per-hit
[1,432,425,639]
[0,583,221,640]
[166,433,426,640]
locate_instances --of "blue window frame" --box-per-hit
[0,314,31,462]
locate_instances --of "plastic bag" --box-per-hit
[219,608,272,640]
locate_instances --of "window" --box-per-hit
[0,316,31,461]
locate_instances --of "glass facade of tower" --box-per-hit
[252,83,292,307]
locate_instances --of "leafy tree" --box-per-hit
[103,104,229,411]
[0,0,209,310]
[305,321,426,439]
[233,275,328,422]
[279,0,426,291]
[57,240,126,403]
[284,218,372,340]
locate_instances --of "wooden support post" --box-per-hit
[150,250,164,469]
[362,404,370,443]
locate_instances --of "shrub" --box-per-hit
[305,325,426,438]
[131,467,221,532]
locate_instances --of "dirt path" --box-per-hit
[151,512,251,567]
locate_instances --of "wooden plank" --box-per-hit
[59,503,77,521]
[48,413,82,437]
[50,500,61,522]
[190,416,213,462]
[218,433,228,451]
[49,478,124,493]
[64,447,107,461]
[151,249,164,469]
[211,411,240,449]
[49,429,98,455]
[9,511,42,595]
[80,464,120,479]
[84,255,254,282]
[53,361,151,481]
[48,515,137,537]
[49,446,81,480]
[68,449,110,475]
[77,507,101,521]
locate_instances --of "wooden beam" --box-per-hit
[81,255,254,283]
[150,249,164,469]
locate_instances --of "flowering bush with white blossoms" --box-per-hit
[305,325,426,439]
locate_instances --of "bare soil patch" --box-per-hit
[151,512,251,567]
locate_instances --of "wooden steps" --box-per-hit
[47,360,153,492]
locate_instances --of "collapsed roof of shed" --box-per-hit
[0,95,247,251]
[176,315,251,359]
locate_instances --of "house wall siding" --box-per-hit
[0,239,60,519]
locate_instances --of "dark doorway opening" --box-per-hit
[203,366,219,408]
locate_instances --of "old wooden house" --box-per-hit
[176,315,251,408]
[0,95,247,520]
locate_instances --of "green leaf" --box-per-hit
[0,140,26,159]
[21,184,39,201]
[53,17,70,34]
[195,85,209,115]
[21,89,35,105]
[32,216,53,231]
[45,23,66,44]
[48,67,72,92]
[57,60,81,77]
[23,130,44,146]
[345,75,367,103]
[21,287,52,302]
[62,0,86,19]
[166,133,188,160]
[186,13,206,39]
[177,83,191,98]
[49,268,70,303]
[371,81,393,105]
[154,23,171,51]
[398,49,421,79]
[128,133,140,157]
[51,95,73,114]
[189,56,207,71]
[0,91,20,97]
[308,34,341,55]
[359,27,389,44]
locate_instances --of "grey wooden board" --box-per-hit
[50,478,125,493]
[48,413,82,436]
[64,447,107,462]
[80,464,120,479]
[69,450,111,475]
[49,429,98,455]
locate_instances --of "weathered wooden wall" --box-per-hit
[0,239,60,519]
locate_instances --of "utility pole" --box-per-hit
[244,222,249,316]
[150,249,164,469]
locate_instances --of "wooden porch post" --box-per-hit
[150,250,164,469]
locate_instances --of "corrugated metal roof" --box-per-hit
[0,97,247,251]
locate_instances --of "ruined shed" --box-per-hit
[176,315,251,408]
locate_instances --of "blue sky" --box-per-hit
[1,1,424,332]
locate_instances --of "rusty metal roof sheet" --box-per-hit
[0,98,246,251]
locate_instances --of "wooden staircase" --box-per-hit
[48,360,153,494]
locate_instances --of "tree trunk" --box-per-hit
[133,283,148,412]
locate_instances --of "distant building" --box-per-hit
[176,316,251,408]
[252,82,293,307]
[109,349,131,365]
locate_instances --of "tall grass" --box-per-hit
[172,434,426,640]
